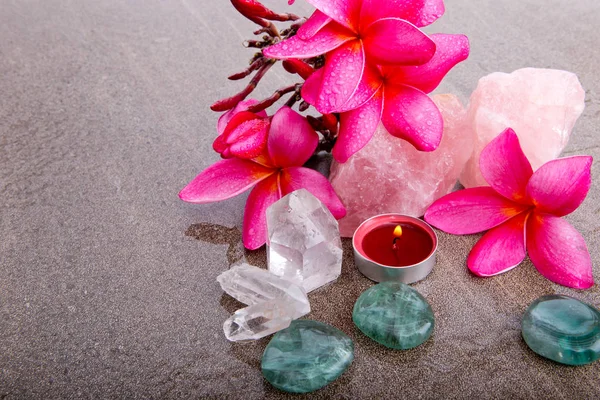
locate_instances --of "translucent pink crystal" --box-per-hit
[330,94,473,237]
[459,68,585,188]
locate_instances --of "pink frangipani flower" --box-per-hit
[263,0,444,113]
[303,33,469,162]
[425,128,594,289]
[180,106,346,250]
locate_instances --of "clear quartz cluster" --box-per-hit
[266,189,343,292]
[217,263,310,342]
[217,190,343,342]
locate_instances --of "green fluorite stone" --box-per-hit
[522,295,600,366]
[261,320,354,393]
[352,282,434,350]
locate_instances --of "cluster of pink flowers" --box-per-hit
[265,0,469,162]
[180,0,468,249]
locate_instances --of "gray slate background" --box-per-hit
[1,0,599,398]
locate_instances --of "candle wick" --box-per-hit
[392,225,403,265]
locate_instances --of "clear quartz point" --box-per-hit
[217,264,310,342]
[223,299,296,343]
[266,189,343,292]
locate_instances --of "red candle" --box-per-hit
[361,223,434,267]
[353,214,438,283]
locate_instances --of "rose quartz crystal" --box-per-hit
[460,68,585,188]
[330,94,473,237]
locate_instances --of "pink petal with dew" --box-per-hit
[467,212,529,277]
[212,134,228,155]
[227,119,270,159]
[217,99,266,135]
[305,0,362,31]
[315,40,365,113]
[424,187,531,235]
[298,10,332,40]
[214,111,268,158]
[263,22,354,59]
[179,158,274,204]
[381,84,443,152]
[301,68,324,106]
[280,167,347,218]
[268,107,319,168]
[224,117,267,144]
[336,62,382,113]
[527,156,593,217]
[243,174,281,250]
[333,90,383,163]
[362,18,435,66]
[386,34,470,94]
[359,0,445,29]
[480,128,533,203]
[526,212,593,289]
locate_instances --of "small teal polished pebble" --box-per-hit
[522,295,600,366]
[261,320,354,393]
[353,282,434,349]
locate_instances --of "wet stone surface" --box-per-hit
[522,295,600,366]
[261,320,354,394]
[353,282,435,350]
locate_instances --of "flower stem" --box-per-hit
[210,60,275,112]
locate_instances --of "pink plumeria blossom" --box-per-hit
[180,106,346,250]
[213,100,269,159]
[425,128,594,289]
[303,33,469,162]
[263,0,444,113]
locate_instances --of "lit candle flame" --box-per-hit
[393,225,403,238]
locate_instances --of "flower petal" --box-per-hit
[212,134,228,155]
[217,99,266,135]
[224,115,267,143]
[359,0,445,28]
[479,128,534,203]
[179,159,274,204]
[263,22,353,59]
[527,156,593,217]
[424,187,531,235]
[227,120,270,159]
[315,40,365,113]
[301,67,324,106]
[214,111,269,159]
[333,90,383,163]
[381,85,443,152]
[268,107,319,168]
[362,18,435,66]
[243,174,281,250]
[467,212,529,277]
[336,62,382,113]
[526,212,593,289]
[297,9,332,40]
[305,0,362,31]
[280,167,346,218]
[385,34,470,94]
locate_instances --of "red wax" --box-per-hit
[361,223,434,267]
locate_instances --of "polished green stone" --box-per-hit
[261,320,354,393]
[522,295,600,366]
[352,282,434,350]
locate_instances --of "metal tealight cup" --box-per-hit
[352,214,438,284]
